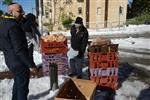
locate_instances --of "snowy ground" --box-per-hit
[0,25,150,100]
[51,24,150,36]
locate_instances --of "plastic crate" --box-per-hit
[88,45,108,53]
[88,44,118,53]
[90,68,118,77]
[89,52,118,62]
[42,53,70,75]
[90,61,119,68]
[40,38,68,53]
[41,47,68,54]
[90,76,118,90]
[40,38,67,48]
[88,52,119,68]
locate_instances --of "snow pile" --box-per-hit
[115,80,149,100]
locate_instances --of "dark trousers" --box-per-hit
[9,66,30,100]
[28,44,34,63]
[69,56,83,77]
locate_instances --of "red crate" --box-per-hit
[89,62,100,68]
[40,38,68,53]
[108,52,119,61]
[90,61,117,68]
[89,52,118,62]
[88,52,119,68]
[99,76,118,90]
[99,61,109,68]
[89,53,98,62]
[100,83,118,90]
[40,39,67,48]
[88,44,118,53]
[41,47,68,53]
[108,61,118,67]
[90,76,118,90]
[90,68,118,77]
[88,45,109,53]
[100,54,109,61]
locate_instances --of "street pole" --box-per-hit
[38,0,43,34]
[49,63,58,91]
[119,12,120,30]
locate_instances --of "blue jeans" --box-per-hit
[69,56,83,77]
[8,66,30,100]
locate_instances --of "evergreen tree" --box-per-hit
[131,0,150,17]
[2,0,13,5]
[0,10,3,16]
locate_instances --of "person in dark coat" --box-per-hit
[69,17,89,78]
[23,13,41,63]
[0,3,38,100]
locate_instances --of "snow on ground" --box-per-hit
[52,25,150,36]
[0,76,67,100]
[0,52,8,72]
[112,37,150,50]
[0,25,150,100]
[0,69,149,100]
[115,80,149,100]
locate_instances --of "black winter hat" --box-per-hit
[75,17,83,24]
[26,13,36,21]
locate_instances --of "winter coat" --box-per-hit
[70,25,89,58]
[0,16,36,68]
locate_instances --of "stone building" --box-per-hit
[37,0,128,31]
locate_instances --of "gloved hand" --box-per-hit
[76,50,83,59]
[76,54,83,58]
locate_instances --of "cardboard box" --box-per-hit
[55,78,97,100]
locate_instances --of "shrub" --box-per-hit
[126,13,150,25]
[61,13,73,29]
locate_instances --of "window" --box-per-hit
[78,7,82,15]
[97,7,102,15]
[77,0,84,2]
[45,11,49,18]
[119,6,123,14]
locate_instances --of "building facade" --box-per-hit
[37,0,128,31]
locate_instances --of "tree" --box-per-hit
[2,0,13,5]
[61,12,73,29]
[0,10,3,16]
[131,0,150,17]
[53,0,73,25]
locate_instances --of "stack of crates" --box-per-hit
[88,44,119,90]
[41,37,70,76]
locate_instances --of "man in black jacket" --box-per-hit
[0,3,38,100]
[69,17,89,78]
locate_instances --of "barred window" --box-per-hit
[97,7,102,15]
[78,7,82,15]
[77,0,84,2]
[119,6,123,14]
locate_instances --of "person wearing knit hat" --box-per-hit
[75,17,83,24]
[69,17,89,79]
